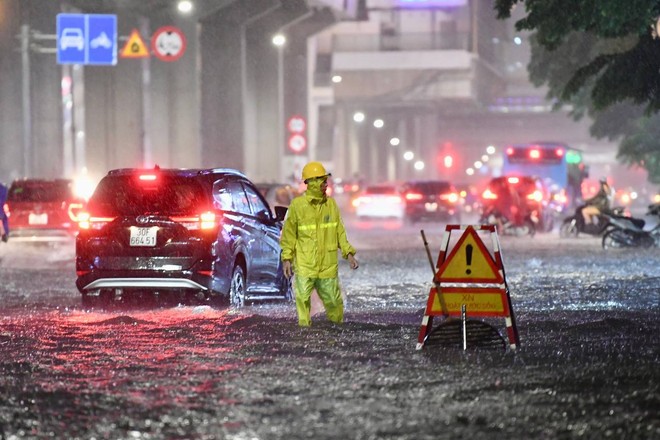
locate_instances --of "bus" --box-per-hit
[501,142,588,210]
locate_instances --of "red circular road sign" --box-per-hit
[287,115,306,134]
[151,26,186,62]
[288,134,307,153]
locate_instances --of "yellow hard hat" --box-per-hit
[302,161,330,182]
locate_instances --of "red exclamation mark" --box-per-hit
[465,244,473,275]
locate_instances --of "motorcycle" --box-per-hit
[559,205,625,238]
[479,207,537,237]
[602,203,660,249]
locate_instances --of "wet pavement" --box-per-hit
[0,221,658,439]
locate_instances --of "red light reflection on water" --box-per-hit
[0,307,248,407]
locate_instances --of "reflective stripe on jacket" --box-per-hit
[280,193,355,279]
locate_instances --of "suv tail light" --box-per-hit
[77,212,115,230]
[405,192,423,201]
[440,192,459,203]
[171,211,218,231]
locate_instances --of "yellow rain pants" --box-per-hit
[294,276,343,326]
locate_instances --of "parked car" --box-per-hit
[401,180,461,223]
[352,184,405,219]
[5,178,85,242]
[255,182,300,209]
[480,175,555,232]
[75,167,291,307]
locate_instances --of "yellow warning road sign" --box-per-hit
[121,29,149,58]
[428,287,508,317]
[436,226,503,283]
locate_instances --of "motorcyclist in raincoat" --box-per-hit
[280,161,358,327]
[581,178,613,225]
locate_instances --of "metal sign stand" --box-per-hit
[417,224,520,350]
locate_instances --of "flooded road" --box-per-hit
[0,221,658,439]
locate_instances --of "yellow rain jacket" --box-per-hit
[280,184,355,278]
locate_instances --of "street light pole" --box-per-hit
[20,24,32,177]
[272,34,286,168]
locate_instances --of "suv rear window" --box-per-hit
[407,181,451,193]
[8,181,73,203]
[364,185,398,195]
[88,175,208,216]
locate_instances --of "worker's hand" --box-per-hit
[283,260,293,279]
[348,254,359,270]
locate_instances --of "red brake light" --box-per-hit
[440,192,459,203]
[507,177,519,184]
[482,189,497,200]
[77,212,115,230]
[200,211,217,230]
[405,192,423,201]
[527,190,543,202]
[171,211,218,231]
[506,147,514,155]
[139,174,157,182]
[529,149,541,159]
[555,148,564,157]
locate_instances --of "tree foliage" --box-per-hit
[495,0,660,183]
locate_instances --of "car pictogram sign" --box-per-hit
[436,226,503,283]
[120,29,149,58]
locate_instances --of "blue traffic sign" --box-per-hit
[87,15,117,65]
[57,13,117,66]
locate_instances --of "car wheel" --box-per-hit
[81,292,94,308]
[282,276,294,302]
[230,264,246,307]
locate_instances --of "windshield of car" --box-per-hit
[88,175,208,216]
[8,181,73,203]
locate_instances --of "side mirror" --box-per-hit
[274,206,288,222]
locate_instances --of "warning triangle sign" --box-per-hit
[436,226,503,283]
[121,30,150,59]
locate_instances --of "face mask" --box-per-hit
[306,178,326,199]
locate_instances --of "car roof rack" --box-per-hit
[197,168,247,178]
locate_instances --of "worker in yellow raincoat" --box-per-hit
[280,161,359,326]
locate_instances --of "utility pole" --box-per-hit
[20,24,32,177]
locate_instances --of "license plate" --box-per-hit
[130,227,157,247]
[29,213,48,225]
[424,202,438,212]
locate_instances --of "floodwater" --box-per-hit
[0,219,658,439]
